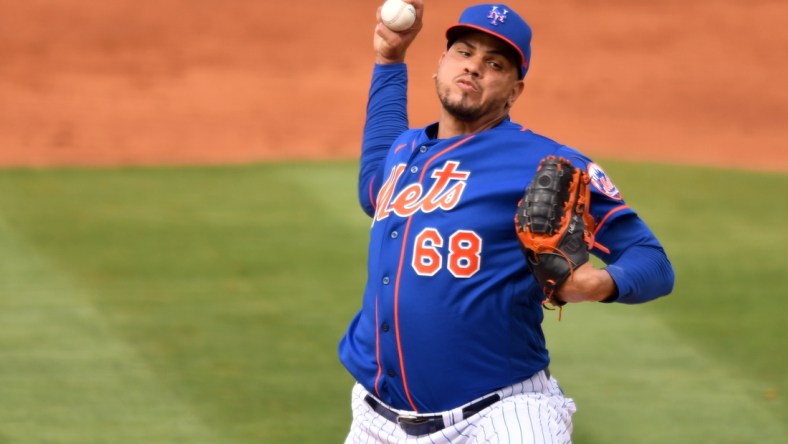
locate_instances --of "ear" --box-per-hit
[434,52,446,79]
[507,80,526,108]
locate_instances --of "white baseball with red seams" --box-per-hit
[380,0,416,32]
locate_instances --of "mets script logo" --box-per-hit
[588,163,622,200]
[488,6,508,26]
[374,161,470,222]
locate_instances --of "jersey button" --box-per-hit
[381,323,390,332]
[382,276,390,285]
[419,146,427,153]
[391,231,398,239]
[387,369,396,377]
[410,166,418,173]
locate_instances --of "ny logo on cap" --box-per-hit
[488,6,508,26]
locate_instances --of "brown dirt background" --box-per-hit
[1,0,786,171]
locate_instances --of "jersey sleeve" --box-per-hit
[594,214,675,303]
[555,147,675,304]
[357,63,410,217]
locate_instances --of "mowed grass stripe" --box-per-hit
[0,217,219,443]
[0,161,785,443]
[0,164,365,443]
[544,302,786,443]
[599,161,787,411]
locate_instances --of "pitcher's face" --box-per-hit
[435,32,524,122]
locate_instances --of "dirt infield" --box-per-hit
[1,0,786,171]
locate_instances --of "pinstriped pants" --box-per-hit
[344,370,576,443]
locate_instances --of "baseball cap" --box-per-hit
[446,4,532,79]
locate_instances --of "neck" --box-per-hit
[436,110,508,139]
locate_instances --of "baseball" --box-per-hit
[380,0,416,32]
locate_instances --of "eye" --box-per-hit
[488,60,503,70]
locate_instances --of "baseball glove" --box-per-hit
[515,156,596,310]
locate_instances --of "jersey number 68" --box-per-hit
[412,228,482,278]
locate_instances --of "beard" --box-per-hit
[436,78,508,122]
[439,91,486,121]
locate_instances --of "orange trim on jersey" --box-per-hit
[394,143,408,154]
[593,241,611,255]
[418,135,475,182]
[368,175,377,210]
[393,134,475,412]
[591,205,630,254]
[394,215,417,410]
[594,204,630,234]
[373,295,382,397]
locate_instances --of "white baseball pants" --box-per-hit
[344,370,576,443]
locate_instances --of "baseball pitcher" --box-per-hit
[338,2,675,442]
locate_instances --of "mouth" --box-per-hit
[455,77,479,92]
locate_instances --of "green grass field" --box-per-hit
[0,161,785,443]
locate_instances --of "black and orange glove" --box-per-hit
[515,156,596,309]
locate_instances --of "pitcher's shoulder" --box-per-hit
[497,125,577,156]
[503,124,561,145]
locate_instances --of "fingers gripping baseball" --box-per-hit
[515,156,596,309]
[374,0,424,64]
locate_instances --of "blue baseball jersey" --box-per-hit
[339,63,674,413]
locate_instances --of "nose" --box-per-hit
[463,57,482,77]
[464,65,480,77]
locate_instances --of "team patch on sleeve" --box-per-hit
[587,163,622,200]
